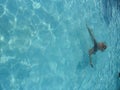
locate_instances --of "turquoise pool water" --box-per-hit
[0,0,120,90]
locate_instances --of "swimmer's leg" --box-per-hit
[86,24,97,44]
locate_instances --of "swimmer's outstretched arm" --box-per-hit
[86,24,97,44]
[89,48,94,67]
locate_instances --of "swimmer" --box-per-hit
[86,24,107,67]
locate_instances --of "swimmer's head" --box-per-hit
[98,42,107,51]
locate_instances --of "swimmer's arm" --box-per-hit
[89,54,93,68]
[86,24,97,44]
[89,48,94,67]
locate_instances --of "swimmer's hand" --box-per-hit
[90,63,94,68]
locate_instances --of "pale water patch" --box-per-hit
[0,55,15,64]
[0,35,4,41]
[32,1,41,9]
[0,4,6,17]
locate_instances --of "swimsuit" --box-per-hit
[93,39,98,53]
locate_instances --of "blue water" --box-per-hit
[0,0,120,90]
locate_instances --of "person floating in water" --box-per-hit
[86,24,107,67]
